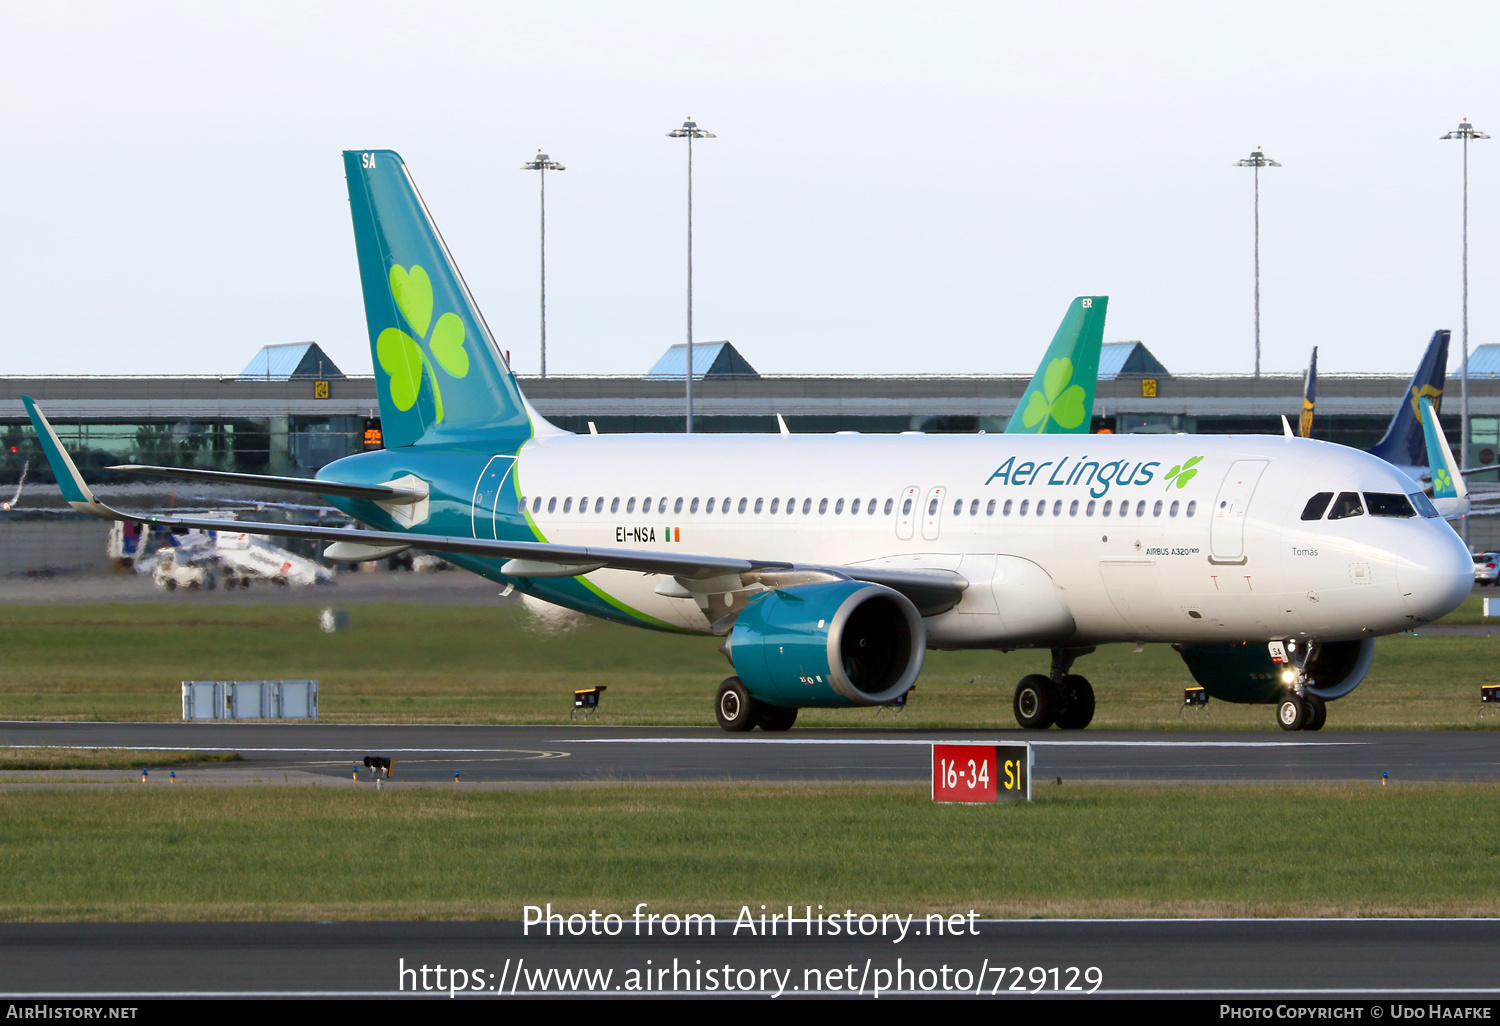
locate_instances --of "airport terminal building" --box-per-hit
[5,339,1500,570]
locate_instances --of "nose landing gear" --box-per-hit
[1273,639,1327,731]
[1277,691,1326,732]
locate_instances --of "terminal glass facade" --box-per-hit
[0,416,375,485]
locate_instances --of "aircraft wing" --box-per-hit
[22,396,966,609]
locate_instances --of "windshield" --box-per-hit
[1300,492,1333,520]
[1408,491,1441,518]
[1364,492,1416,518]
[1327,492,1364,520]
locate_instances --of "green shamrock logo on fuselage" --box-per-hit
[1163,456,1203,490]
[376,265,470,423]
[1020,357,1087,431]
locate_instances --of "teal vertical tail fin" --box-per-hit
[1420,396,1468,519]
[344,150,548,449]
[1005,297,1108,433]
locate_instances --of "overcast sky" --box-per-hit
[1,1,1495,379]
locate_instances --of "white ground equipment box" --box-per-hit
[181,680,318,720]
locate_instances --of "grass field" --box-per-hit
[0,602,1495,729]
[0,749,238,771]
[0,783,1493,921]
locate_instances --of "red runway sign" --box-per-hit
[931,743,1030,803]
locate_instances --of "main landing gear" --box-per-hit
[1013,648,1096,730]
[715,677,798,733]
[1276,692,1326,732]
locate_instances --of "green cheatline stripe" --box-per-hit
[515,486,685,633]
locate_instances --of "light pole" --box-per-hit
[1441,120,1488,508]
[521,151,565,378]
[667,117,715,433]
[1235,148,1281,378]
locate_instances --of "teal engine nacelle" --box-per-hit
[1177,638,1376,704]
[726,581,925,708]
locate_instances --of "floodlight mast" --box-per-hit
[521,151,565,379]
[667,118,715,433]
[1441,119,1488,532]
[1234,148,1281,379]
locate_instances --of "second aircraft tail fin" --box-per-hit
[1369,330,1449,469]
[1005,296,1108,434]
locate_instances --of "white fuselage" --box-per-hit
[508,432,1473,647]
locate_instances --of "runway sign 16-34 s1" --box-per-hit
[932,743,1031,803]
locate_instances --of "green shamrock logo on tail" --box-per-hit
[376,265,470,423]
[1432,467,1453,494]
[1021,357,1088,431]
[1163,456,1204,490]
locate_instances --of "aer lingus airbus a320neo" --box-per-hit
[23,150,1476,732]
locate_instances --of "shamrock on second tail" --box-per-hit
[1021,357,1088,432]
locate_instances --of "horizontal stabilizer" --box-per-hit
[109,465,427,503]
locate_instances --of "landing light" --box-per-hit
[1281,668,1297,684]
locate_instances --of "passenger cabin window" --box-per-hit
[803,498,813,515]
[642,498,653,514]
[595,497,604,513]
[547,497,557,513]
[835,499,845,514]
[706,498,716,513]
[1086,500,1096,516]
[723,497,732,515]
[1365,493,1416,518]
[818,498,829,514]
[674,497,684,514]
[738,498,748,514]
[1186,500,1197,517]
[626,498,636,513]
[987,499,997,516]
[1069,500,1079,516]
[1002,499,1012,515]
[1102,500,1112,516]
[1019,499,1030,515]
[534,497,543,513]
[755,498,764,514]
[610,497,620,513]
[852,499,861,514]
[1328,492,1364,520]
[770,498,780,514]
[1301,492,1334,520]
[690,497,700,513]
[562,498,572,513]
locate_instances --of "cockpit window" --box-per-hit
[1300,492,1334,521]
[1409,491,1441,518]
[1364,492,1416,518]
[1327,492,1364,520]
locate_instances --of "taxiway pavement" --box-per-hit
[1,722,1497,785]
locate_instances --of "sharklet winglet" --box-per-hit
[20,396,116,520]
